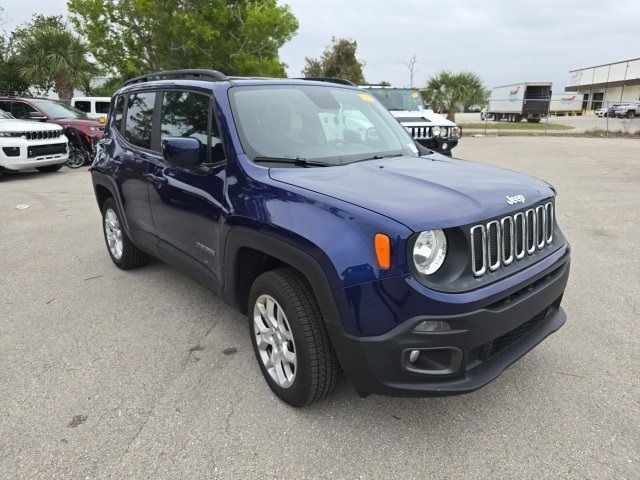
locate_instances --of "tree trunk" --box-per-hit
[447,108,456,122]
[55,76,74,104]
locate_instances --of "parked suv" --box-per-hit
[0,109,68,177]
[0,96,105,165]
[614,101,640,118]
[92,70,570,406]
[361,85,461,156]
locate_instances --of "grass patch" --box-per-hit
[460,122,573,131]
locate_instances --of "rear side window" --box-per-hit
[113,96,124,131]
[96,101,110,114]
[124,92,155,149]
[74,101,91,113]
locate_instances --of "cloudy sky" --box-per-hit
[3,0,639,90]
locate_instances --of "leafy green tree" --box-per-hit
[67,0,299,80]
[423,71,488,121]
[13,15,97,102]
[302,37,366,84]
[0,37,30,95]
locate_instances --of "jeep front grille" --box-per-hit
[25,130,62,141]
[405,126,430,139]
[470,202,554,277]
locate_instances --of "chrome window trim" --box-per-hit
[470,225,487,277]
[536,205,546,249]
[486,220,501,271]
[501,216,514,265]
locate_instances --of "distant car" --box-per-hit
[594,107,608,117]
[0,109,68,178]
[467,105,482,113]
[614,101,640,118]
[71,96,111,123]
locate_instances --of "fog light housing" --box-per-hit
[2,147,20,157]
[414,320,451,332]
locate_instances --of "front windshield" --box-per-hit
[367,88,426,111]
[0,109,13,119]
[31,99,87,120]
[229,85,418,165]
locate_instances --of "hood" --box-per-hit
[269,155,554,232]
[0,119,63,132]
[390,110,457,127]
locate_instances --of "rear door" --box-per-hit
[147,89,227,279]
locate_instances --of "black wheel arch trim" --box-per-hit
[222,226,344,326]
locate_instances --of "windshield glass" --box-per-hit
[229,85,418,166]
[367,88,426,111]
[0,109,14,119]
[31,99,87,119]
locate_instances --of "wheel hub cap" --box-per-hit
[104,209,123,260]
[253,294,297,388]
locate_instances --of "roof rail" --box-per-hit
[123,69,227,86]
[296,77,357,86]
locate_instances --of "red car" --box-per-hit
[0,96,105,166]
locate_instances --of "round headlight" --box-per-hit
[439,127,448,137]
[413,230,447,275]
[431,126,441,137]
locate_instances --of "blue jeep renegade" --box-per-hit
[91,70,570,407]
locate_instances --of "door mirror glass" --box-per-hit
[161,137,202,168]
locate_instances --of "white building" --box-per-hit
[565,58,640,110]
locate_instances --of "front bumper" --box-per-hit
[327,253,570,397]
[0,138,68,171]
[416,137,459,155]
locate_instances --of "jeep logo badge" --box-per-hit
[506,194,525,205]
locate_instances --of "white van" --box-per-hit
[70,97,111,123]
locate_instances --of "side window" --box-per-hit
[113,95,125,131]
[0,101,10,114]
[11,102,38,119]
[74,101,91,113]
[160,90,225,163]
[160,91,208,144]
[124,91,155,149]
[96,101,110,114]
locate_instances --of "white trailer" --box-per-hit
[486,82,552,123]
[549,93,582,116]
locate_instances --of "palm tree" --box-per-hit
[14,16,97,103]
[423,71,488,122]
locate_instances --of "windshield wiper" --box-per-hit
[253,156,332,167]
[347,153,403,164]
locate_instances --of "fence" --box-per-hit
[463,98,640,137]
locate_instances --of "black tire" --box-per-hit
[627,111,634,119]
[248,268,340,407]
[37,164,63,173]
[101,197,149,270]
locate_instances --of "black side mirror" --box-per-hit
[161,137,202,168]
[27,111,47,121]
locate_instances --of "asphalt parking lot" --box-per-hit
[1,136,638,479]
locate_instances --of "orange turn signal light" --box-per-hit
[374,233,391,269]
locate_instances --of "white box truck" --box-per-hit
[484,82,552,123]
[549,93,582,116]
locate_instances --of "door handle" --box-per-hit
[144,172,168,186]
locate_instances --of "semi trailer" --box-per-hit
[484,82,552,123]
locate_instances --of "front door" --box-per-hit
[148,89,227,280]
